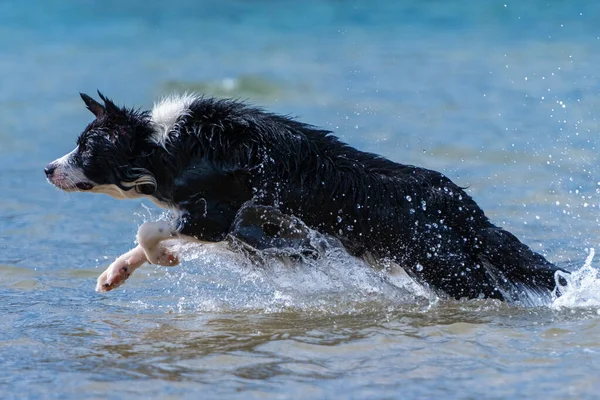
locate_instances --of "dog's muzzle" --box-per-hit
[44,160,95,191]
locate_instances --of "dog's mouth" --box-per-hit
[75,182,94,191]
[46,175,95,192]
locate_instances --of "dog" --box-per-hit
[45,92,567,301]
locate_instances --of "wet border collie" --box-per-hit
[45,92,566,301]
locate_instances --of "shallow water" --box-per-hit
[2,0,600,398]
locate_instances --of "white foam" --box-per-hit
[155,238,435,314]
[551,248,600,312]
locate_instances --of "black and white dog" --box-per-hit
[45,92,566,300]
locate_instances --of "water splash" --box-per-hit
[155,239,435,314]
[131,206,600,313]
[130,206,435,313]
[158,242,600,313]
[551,248,600,312]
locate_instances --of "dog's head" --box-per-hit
[45,92,157,199]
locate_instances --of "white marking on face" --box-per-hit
[90,183,171,209]
[150,93,199,146]
[89,184,143,200]
[46,146,95,192]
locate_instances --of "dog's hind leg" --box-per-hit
[229,204,322,257]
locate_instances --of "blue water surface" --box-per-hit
[1,1,600,399]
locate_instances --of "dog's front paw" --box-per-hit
[96,246,148,293]
[96,263,131,293]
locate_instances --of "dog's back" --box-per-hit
[160,98,563,300]
[151,97,566,301]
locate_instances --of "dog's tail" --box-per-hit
[477,227,567,302]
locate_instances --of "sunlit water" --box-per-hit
[2,1,600,398]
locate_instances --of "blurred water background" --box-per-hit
[2,0,600,398]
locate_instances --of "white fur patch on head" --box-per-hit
[150,93,199,146]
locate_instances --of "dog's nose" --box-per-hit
[44,164,56,177]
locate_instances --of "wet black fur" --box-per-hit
[66,92,567,301]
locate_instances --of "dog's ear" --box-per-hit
[97,90,123,116]
[80,93,105,118]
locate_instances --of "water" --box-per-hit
[2,0,600,398]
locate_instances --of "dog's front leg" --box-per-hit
[96,245,148,292]
[96,221,181,293]
[136,221,181,266]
